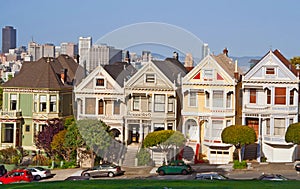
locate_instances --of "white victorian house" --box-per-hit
[74,62,136,142]
[242,49,300,162]
[182,50,242,164]
[124,58,187,145]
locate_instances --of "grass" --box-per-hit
[1,179,300,189]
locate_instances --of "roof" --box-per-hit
[211,53,243,79]
[152,58,188,83]
[103,62,137,87]
[3,55,80,89]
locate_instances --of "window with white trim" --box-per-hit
[212,90,224,108]
[39,95,47,112]
[113,100,120,115]
[212,120,223,138]
[10,94,17,110]
[133,96,140,111]
[145,74,155,83]
[148,96,152,112]
[226,92,231,108]
[203,69,213,81]
[205,92,210,107]
[154,94,165,112]
[189,91,197,107]
[274,118,285,136]
[266,118,270,135]
[95,78,105,87]
[50,95,57,112]
[168,97,174,112]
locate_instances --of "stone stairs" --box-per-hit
[122,144,139,167]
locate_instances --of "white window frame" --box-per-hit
[95,77,106,88]
[154,94,165,112]
[145,74,156,83]
[189,91,197,107]
[212,90,224,108]
[203,69,213,81]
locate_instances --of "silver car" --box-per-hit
[81,164,125,178]
[195,172,228,180]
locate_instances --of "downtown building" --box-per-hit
[2,26,16,54]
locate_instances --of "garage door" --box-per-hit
[209,150,230,164]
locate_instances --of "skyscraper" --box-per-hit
[2,26,16,53]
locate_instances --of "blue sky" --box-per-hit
[1,0,300,58]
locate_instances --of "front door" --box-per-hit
[128,124,139,144]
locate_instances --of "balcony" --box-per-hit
[263,135,291,145]
[0,110,22,119]
[126,111,176,119]
[32,112,61,120]
[244,104,298,114]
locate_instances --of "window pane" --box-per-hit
[226,93,231,108]
[154,94,165,112]
[250,89,256,103]
[85,98,96,114]
[267,89,271,104]
[146,74,155,83]
[274,118,285,136]
[113,100,120,115]
[98,99,104,115]
[189,92,196,107]
[290,90,294,105]
[168,98,174,112]
[133,97,139,111]
[213,90,223,108]
[275,87,286,105]
[212,120,223,138]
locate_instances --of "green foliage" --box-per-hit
[0,147,22,165]
[143,130,186,150]
[136,148,152,166]
[221,125,257,148]
[285,123,300,144]
[233,160,247,169]
[290,56,300,68]
[61,160,77,169]
[77,119,113,155]
[32,154,51,166]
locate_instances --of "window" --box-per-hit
[205,92,210,107]
[212,120,223,138]
[226,92,231,108]
[34,95,38,112]
[148,97,152,112]
[25,125,30,132]
[2,124,13,143]
[154,94,165,112]
[98,99,104,115]
[10,94,17,110]
[39,95,47,112]
[212,90,223,108]
[226,120,232,127]
[266,89,271,104]
[266,119,270,135]
[154,123,164,131]
[250,89,256,103]
[85,98,96,114]
[96,78,105,87]
[290,90,294,105]
[133,96,140,111]
[203,70,213,81]
[167,123,173,130]
[189,92,197,107]
[39,124,46,132]
[145,74,155,83]
[275,87,286,105]
[274,118,285,136]
[168,97,174,112]
[50,95,57,112]
[266,67,275,75]
[289,118,294,126]
[113,100,120,115]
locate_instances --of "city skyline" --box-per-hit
[1,0,300,58]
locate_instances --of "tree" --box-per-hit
[51,130,69,161]
[35,118,64,158]
[290,56,300,68]
[285,123,300,144]
[221,125,257,162]
[143,130,186,164]
[77,119,113,158]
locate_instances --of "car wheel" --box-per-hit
[35,175,42,181]
[83,173,90,177]
[108,172,114,177]
[181,170,188,175]
[0,181,2,184]
[158,170,165,176]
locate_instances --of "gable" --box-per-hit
[244,51,297,81]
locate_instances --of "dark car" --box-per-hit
[195,172,229,180]
[295,163,300,172]
[81,164,125,178]
[65,176,90,181]
[0,165,7,177]
[156,160,193,176]
[257,174,288,181]
[0,169,34,184]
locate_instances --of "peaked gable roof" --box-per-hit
[212,53,243,79]
[103,62,137,87]
[3,55,80,89]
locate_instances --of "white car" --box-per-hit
[26,167,52,180]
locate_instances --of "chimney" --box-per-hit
[61,68,67,83]
[234,60,239,80]
[173,51,178,60]
[223,48,228,57]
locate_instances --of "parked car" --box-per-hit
[81,163,125,178]
[156,160,193,175]
[295,163,300,172]
[0,169,33,184]
[25,167,52,180]
[0,165,7,177]
[257,174,288,181]
[195,172,229,180]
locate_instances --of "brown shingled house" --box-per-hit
[0,55,81,151]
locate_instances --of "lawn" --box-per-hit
[1,179,300,189]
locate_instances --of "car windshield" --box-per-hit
[34,167,46,171]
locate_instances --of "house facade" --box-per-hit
[0,55,80,150]
[242,49,299,162]
[74,62,136,142]
[182,51,242,164]
[124,58,187,145]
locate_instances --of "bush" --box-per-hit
[0,147,22,165]
[233,160,247,169]
[136,148,152,166]
[32,154,51,166]
[61,160,77,169]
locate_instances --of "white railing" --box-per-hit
[0,110,22,118]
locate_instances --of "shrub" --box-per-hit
[61,160,77,169]
[136,148,152,166]
[233,160,247,169]
[0,147,22,165]
[32,154,51,166]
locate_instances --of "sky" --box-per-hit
[1,0,300,58]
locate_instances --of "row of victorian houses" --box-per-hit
[0,49,299,165]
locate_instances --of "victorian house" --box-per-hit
[124,58,187,145]
[0,55,80,150]
[242,49,299,162]
[182,50,242,164]
[74,62,136,142]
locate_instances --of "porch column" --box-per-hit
[139,123,143,143]
[0,122,2,147]
[257,114,262,162]
[13,122,16,148]
[124,121,128,145]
